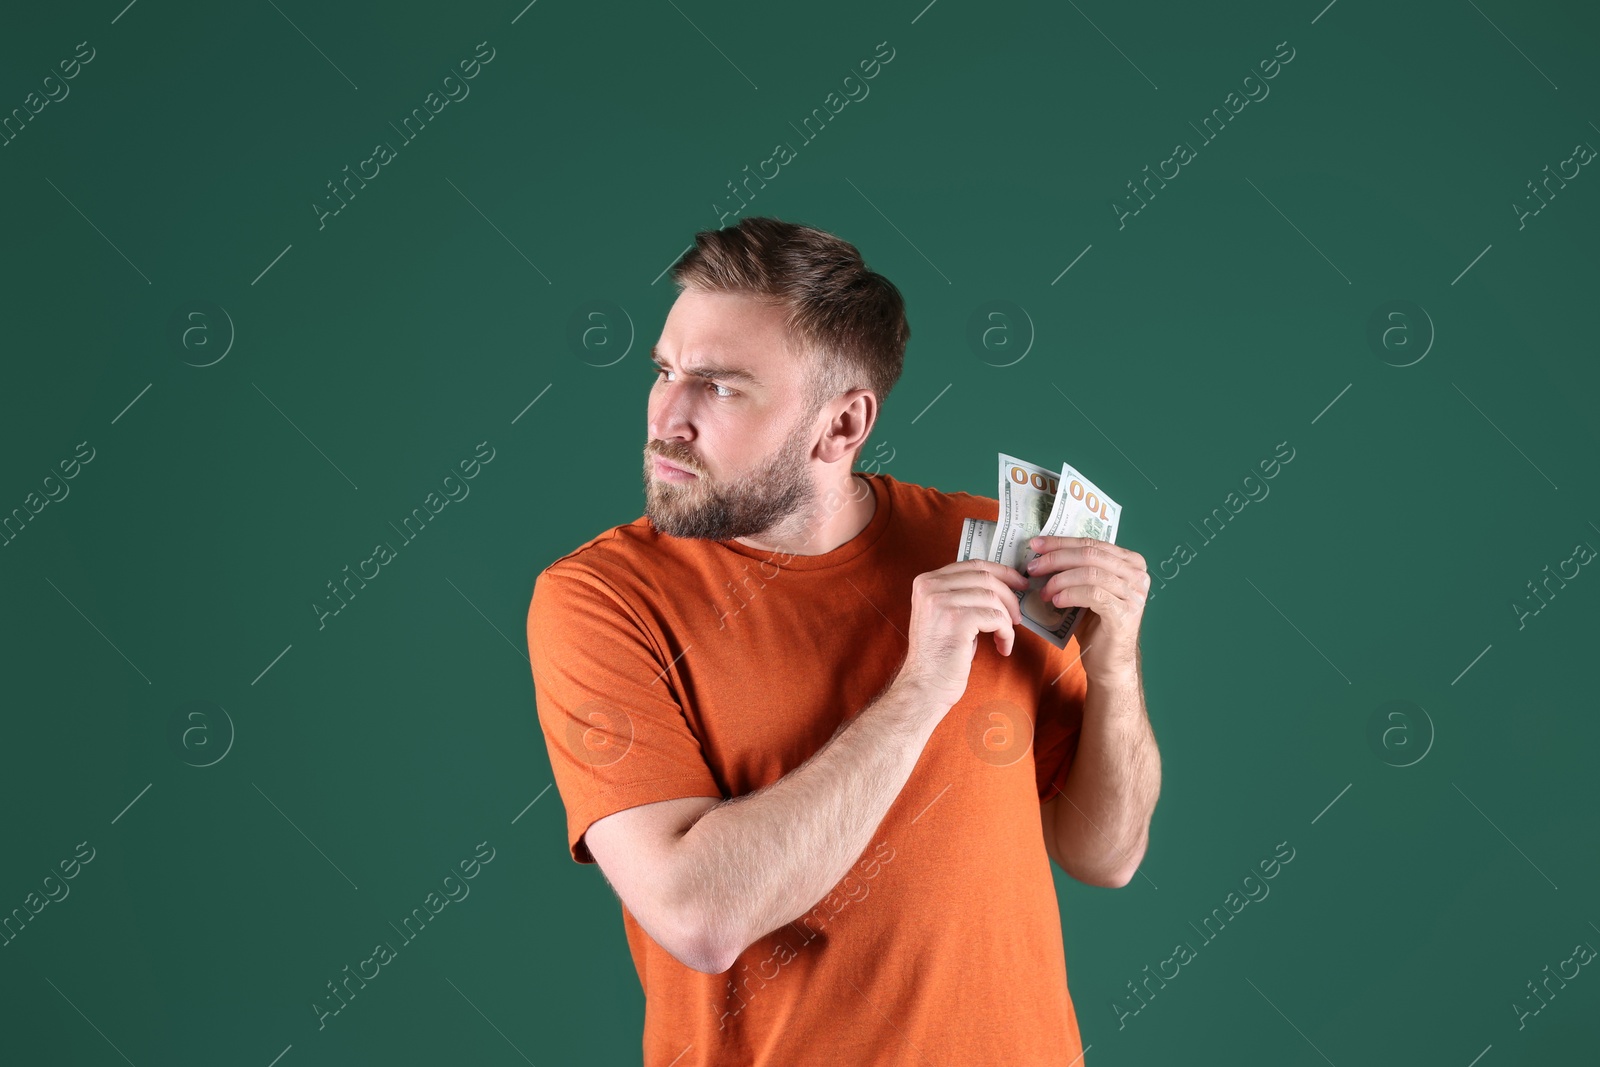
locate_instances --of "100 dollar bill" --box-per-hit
[956,453,1121,649]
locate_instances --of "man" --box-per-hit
[527,217,1160,1065]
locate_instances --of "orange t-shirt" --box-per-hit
[527,471,1090,1066]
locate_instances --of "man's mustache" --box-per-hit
[647,443,703,474]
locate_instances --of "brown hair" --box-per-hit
[669,217,910,420]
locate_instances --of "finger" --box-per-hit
[1028,540,1144,577]
[944,589,1022,626]
[973,603,1016,657]
[1029,544,1147,588]
[1041,567,1143,605]
[940,579,1017,620]
[944,594,1018,653]
[932,568,1028,596]
[1030,537,1146,574]
[1030,535,1137,561]
[981,574,1024,624]
[948,559,1030,589]
[1045,582,1137,616]
[973,566,1030,592]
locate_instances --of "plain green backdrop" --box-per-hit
[1,0,1596,1063]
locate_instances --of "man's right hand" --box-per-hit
[897,560,1028,709]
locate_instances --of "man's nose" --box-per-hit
[648,380,695,442]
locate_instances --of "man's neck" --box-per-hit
[733,473,877,557]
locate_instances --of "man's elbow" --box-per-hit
[1071,835,1148,889]
[665,925,738,975]
[655,893,742,974]
[588,808,744,975]
[1087,864,1136,889]
[1103,835,1150,888]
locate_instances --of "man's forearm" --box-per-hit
[672,678,946,971]
[1052,667,1160,887]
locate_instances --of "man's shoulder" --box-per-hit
[530,512,721,615]
[881,473,999,524]
[534,515,659,598]
[548,515,652,568]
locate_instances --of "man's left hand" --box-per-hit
[1025,536,1149,683]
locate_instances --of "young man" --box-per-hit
[527,216,1159,1065]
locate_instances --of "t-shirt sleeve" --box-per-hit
[527,565,725,864]
[1033,633,1090,801]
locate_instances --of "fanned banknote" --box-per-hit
[956,453,1121,648]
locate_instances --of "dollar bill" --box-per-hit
[956,453,1121,649]
[957,513,994,564]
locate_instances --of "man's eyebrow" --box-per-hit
[649,347,761,386]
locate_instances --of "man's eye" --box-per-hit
[653,368,733,397]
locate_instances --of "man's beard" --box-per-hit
[642,413,819,541]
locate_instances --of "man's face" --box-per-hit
[643,288,824,541]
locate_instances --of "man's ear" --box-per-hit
[816,388,877,465]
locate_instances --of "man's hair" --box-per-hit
[669,217,910,422]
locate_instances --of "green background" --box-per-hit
[3,0,1597,1063]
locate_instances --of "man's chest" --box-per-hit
[646,554,1056,800]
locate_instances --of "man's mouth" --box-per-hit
[652,456,698,480]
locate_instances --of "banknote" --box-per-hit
[956,453,1121,649]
